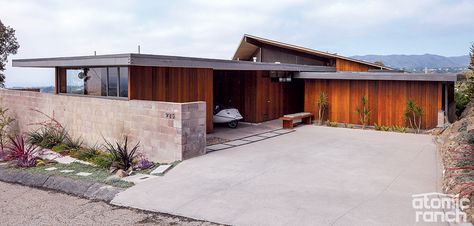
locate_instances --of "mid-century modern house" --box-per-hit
[3,34,461,161]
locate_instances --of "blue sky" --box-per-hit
[1,0,473,87]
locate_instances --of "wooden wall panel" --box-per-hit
[214,70,304,124]
[304,79,442,129]
[129,66,214,133]
[336,58,378,72]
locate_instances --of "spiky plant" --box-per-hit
[355,95,371,129]
[103,136,139,171]
[5,135,41,167]
[404,99,424,133]
[317,91,329,125]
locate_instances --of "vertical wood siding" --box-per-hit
[214,70,304,123]
[129,66,214,133]
[304,79,442,129]
[336,58,379,72]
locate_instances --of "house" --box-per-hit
[3,34,460,161]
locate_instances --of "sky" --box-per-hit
[1,0,473,87]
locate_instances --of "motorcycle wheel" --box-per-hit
[228,121,238,128]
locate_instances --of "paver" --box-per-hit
[60,170,74,173]
[150,164,173,175]
[241,136,266,142]
[76,172,92,177]
[206,144,232,151]
[223,140,251,146]
[257,132,279,138]
[121,173,157,184]
[44,167,57,171]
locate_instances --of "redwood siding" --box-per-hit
[129,66,214,133]
[304,79,442,129]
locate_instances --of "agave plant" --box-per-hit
[103,136,139,171]
[5,135,42,167]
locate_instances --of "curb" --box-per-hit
[0,167,124,203]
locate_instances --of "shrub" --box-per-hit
[326,121,338,127]
[103,136,139,171]
[73,148,100,161]
[63,136,83,150]
[374,123,382,131]
[51,143,68,154]
[0,106,15,150]
[391,125,406,133]
[355,96,371,129]
[27,127,68,149]
[134,153,154,170]
[4,135,41,167]
[90,154,113,169]
[317,92,329,125]
[404,99,424,133]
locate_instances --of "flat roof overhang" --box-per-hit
[12,53,336,72]
[295,72,463,82]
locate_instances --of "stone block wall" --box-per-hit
[0,89,206,163]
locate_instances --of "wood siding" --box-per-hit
[214,70,304,123]
[336,58,379,72]
[304,80,442,129]
[129,66,214,132]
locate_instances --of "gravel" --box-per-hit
[0,181,221,226]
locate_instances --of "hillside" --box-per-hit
[351,54,469,70]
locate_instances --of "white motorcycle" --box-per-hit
[213,105,243,128]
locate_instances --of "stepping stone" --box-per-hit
[76,172,92,176]
[207,143,232,151]
[122,173,157,184]
[273,129,292,134]
[242,136,266,142]
[257,132,279,138]
[150,164,173,175]
[224,140,251,146]
[54,156,76,164]
[60,170,74,173]
[45,167,57,171]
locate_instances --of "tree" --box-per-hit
[355,95,370,129]
[316,91,328,125]
[0,20,20,88]
[374,61,385,67]
[454,44,474,115]
[404,99,423,133]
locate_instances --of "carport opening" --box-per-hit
[212,70,304,127]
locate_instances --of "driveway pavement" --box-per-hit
[112,126,443,226]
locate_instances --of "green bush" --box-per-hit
[63,136,83,150]
[90,154,113,169]
[73,148,101,161]
[27,127,68,149]
[51,144,68,154]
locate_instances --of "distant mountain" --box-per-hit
[351,54,470,71]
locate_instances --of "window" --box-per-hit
[119,67,128,97]
[63,67,128,98]
[108,67,119,96]
[66,69,85,94]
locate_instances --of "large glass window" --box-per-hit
[66,70,84,94]
[119,67,128,97]
[63,67,128,98]
[108,67,119,97]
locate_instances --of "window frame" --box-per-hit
[60,66,129,99]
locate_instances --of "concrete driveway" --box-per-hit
[112,126,442,226]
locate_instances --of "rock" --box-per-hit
[105,175,122,183]
[115,169,128,178]
[35,159,45,167]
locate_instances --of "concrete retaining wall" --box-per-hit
[0,89,206,162]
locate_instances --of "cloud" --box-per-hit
[0,0,473,87]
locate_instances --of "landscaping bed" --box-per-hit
[0,108,175,196]
[438,99,474,222]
